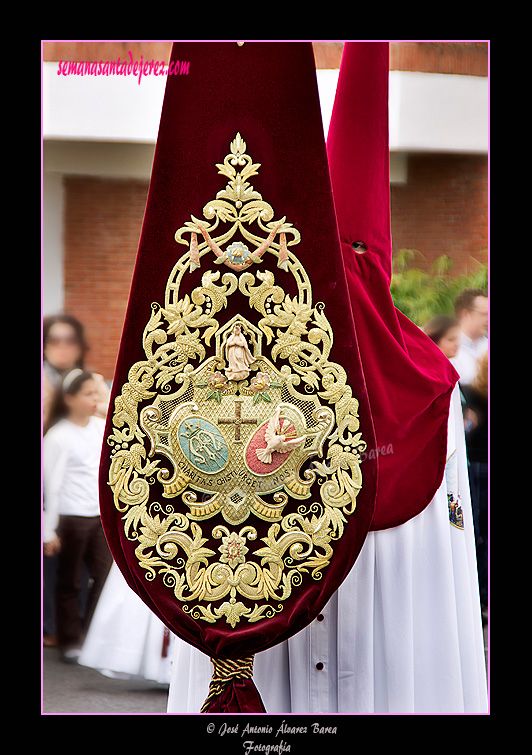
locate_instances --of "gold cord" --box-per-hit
[200,655,255,712]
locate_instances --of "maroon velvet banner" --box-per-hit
[327,42,459,530]
[99,42,378,712]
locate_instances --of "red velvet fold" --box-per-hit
[327,42,459,530]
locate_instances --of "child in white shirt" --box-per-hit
[43,369,112,661]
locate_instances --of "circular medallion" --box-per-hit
[176,416,229,473]
[245,415,300,476]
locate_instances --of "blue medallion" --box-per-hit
[177,416,229,473]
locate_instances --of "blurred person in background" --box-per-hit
[425,311,488,622]
[460,351,488,623]
[423,315,461,359]
[43,314,110,428]
[42,314,111,646]
[78,561,176,687]
[450,289,488,386]
[43,370,112,662]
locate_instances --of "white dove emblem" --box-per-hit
[255,407,306,464]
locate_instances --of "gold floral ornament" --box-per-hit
[218,527,250,568]
[107,134,367,627]
[175,133,300,273]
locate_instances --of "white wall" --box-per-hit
[388,70,488,153]
[42,62,164,143]
[42,171,64,316]
[44,140,155,178]
[42,63,488,153]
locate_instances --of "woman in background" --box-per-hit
[423,314,461,359]
[43,369,112,662]
[43,314,110,429]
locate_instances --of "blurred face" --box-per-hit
[45,322,83,371]
[460,296,488,340]
[64,378,99,419]
[438,325,461,359]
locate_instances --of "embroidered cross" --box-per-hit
[218,400,257,442]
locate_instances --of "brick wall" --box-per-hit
[390,42,488,76]
[63,177,148,378]
[391,154,488,273]
[314,41,488,74]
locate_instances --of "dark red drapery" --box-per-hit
[99,41,378,712]
[326,42,459,530]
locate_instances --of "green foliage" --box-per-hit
[390,250,488,326]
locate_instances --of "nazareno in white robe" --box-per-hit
[166,386,488,713]
[78,562,174,686]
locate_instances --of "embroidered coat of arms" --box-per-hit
[106,134,367,628]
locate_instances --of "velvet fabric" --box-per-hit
[99,42,377,712]
[326,42,459,530]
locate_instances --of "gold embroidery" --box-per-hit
[107,134,367,626]
[175,133,300,273]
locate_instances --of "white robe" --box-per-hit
[166,386,487,713]
[78,562,174,685]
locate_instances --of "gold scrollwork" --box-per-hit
[107,134,366,626]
